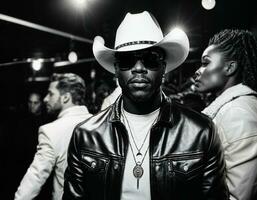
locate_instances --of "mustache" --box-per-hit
[128,75,151,84]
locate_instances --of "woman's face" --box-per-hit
[194,45,228,94]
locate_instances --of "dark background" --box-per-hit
[0,0,256,199]
[0,0,256,110]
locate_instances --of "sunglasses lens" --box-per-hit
[115,49,165,71]
[115,55,136,70]
[143,51,164,70]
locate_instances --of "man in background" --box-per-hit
[15,73,92,200]
[13,92,48,193]
[27,92,44,116]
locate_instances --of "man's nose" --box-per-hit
[43,95,48,103]
[131,60,147,73]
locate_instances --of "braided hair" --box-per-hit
[208,29,257,91]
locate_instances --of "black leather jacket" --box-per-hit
[63,95,228,200]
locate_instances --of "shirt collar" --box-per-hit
[109,93,175,126]
[202,83,257,119]
[58,105,90,119]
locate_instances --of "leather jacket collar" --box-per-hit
[109,93,175,127]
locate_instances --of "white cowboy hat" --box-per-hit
[93,11,189,74]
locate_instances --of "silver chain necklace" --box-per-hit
[122,108,158,189]
[122,109,152,157]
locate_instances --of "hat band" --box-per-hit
[115,40,156,50]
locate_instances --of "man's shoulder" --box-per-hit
[39,113,92,136]
[167,101,215,145]
[161,99,217,153]
[76,108,111,132]
[171,100,212,127]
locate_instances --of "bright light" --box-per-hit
[73,0,87,9]
[201,0,216,10]
[75,0,86,5]
[32,59,43,71]
[68,51,78,63]
[170,27,187,39]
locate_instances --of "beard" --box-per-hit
[46,100,62,118]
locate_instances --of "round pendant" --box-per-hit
[133,164,144,178]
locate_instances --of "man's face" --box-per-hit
[28,93,42,115]
[43,81,62,115]
[115,48,166,102]
[194,45,228,93]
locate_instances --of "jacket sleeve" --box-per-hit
[14,127,55,200]
[217,107,257,200]
[202,123,229,200]
[62,128,84,200]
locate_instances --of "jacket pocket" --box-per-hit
[168,152,204,181]
[81,153,109,172]
[80,151,110,199]
[168,152,205,199]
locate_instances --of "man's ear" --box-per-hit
[163,62,167,72]
[224,61,238,76]
[161,62,167,75]
[61,92,71,104]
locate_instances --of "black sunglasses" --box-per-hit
[114,48,166,71]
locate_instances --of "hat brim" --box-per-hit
[93,28,189,74]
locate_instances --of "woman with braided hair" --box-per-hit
[194,29,257,200]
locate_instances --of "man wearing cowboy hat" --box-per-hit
[63,11,228,200]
